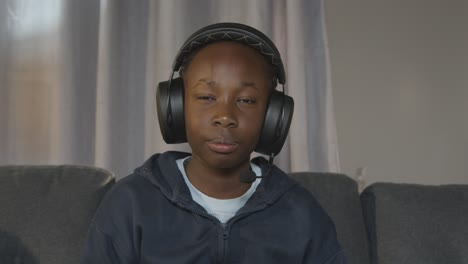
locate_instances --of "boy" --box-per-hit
[81,23,346,263]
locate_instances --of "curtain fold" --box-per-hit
[0,0,340,179]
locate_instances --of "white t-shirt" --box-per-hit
[176,156,262,223]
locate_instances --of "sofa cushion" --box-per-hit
[0,165,114,264]
[361,183,468,264]
[290,172,370,264]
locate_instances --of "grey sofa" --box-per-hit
[290,172,371,264]
[1,166,467,264]
[360,183,468,264]
[0,165,114,264]
[291,172,468,264]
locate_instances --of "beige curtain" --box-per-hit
[0,0,340,179]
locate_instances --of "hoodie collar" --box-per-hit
[137,151,297,208]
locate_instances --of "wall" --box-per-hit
[325,0,468,186]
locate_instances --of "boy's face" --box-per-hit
[183,41,272,171]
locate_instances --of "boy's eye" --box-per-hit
[197,95,215,101]
[237,98,256,104]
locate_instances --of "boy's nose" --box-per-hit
[212,103,238,128]
[213,116,237,128]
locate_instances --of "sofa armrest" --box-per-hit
[361,183,468,264]
[0,165,115,264]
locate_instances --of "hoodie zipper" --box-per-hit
[176,200,231,263]
[219,223,229,263]
[176,199,270,263]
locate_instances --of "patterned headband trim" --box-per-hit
[178,30,281,68]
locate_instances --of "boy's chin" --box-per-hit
[200,151,252,171]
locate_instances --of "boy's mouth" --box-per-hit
[207,137,239,154]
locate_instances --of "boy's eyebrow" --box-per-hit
[198,78,216,87]
[241,81,258,90]
[196,79,258,90]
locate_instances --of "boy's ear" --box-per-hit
[156,77,187,143]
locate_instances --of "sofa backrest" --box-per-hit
[0,165,114,264]
[290,172,370,264]
[361,183,468,264]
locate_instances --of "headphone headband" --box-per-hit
[172,22,286,85]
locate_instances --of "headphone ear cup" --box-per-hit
[255,91,294,156]
[156,77,187,143]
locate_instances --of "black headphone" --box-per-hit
[156,22,294,156]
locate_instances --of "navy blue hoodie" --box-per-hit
[81,151,346,263]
